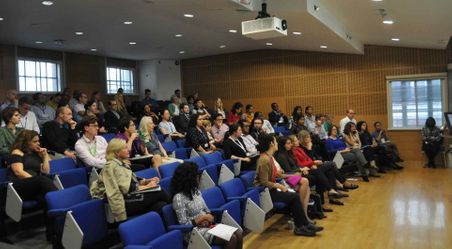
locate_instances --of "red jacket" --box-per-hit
[292,147,315,167]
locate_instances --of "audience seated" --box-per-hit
[268,102,288,127]
[84,100,107,133]
[240,122,260,158]
[90,138,170,222]
[421,117,443,168]
[304,106,315,130]
[74,116,108,169]
[226,102,243,126]
[291,115,308,135]
[212,97,227,118]
[323,114,333,135]
[91,91,106,115]
[159,109,185,139]
[351,121,382,176]
[68,89,80,111]
[250,117,266,140]
[142,103,160,124]
[309,115,328,140]
[186,114,214,155]
[42,106,78,159]
[339,109,357,135]
[0,89,19,112]
[0,107,23,157]
[253,112,275,134]
[17,96,40,133]
[7,130,57,234]
[372,121,403,163]
[31,92,55,128]
[142,89,159,113]
[73,92,88,121]
[223,124,258,170]
[115,88,129,116]
[288,106,303,130]
[171,162,243,248]
[116,117,148,171]
[46,93,62,111]
[242,104,254,124]
[174,89,186,105]
[168,94,180,117]
[211,114,229,146]
[192,99,210,119]
[254,133,323,236]
[203,120,217,151]
[104,100,122,134]
[174,103,191,135]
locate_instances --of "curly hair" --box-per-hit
[11,130,39,153]
[170,162,199,200]
[343,122,356,136]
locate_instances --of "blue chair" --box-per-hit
[159,177,172,195]
[186,156,206,168]
[219,178,260,214]
[101,133,116,142]
[202,151,224,165]
[135,168,160,179]
[159,162,180,179]
[186,157,220,184]
[162,141,177,154]
[56,168,88,188]
[174,148,192,160]
[49,157,77,175]
[157,134,165,143]
[119,211,183,249]
[201,187,242,226]
[175,139,186,148]
[161,204,193,233]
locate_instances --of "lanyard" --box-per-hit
[20,116,28,129]
[231,137,246,153]
[86,139,97,156]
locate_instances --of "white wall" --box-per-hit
[138,59,181,100]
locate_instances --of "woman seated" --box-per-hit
[288,106,303,131]
[84,100,107,133]
[421,117,443,168]
[186,114,214,155]
[291,115,308,135]
[212,98,227,118]
[344,122,379,177]
[292,132,348,205]
[325,125,369,181]
[226,102,243,126]
[116,117,148,171]
[254,133,323,236]
[203,120,218,151]
[90,138,170,222]
[192,99,211,119]
[171,162,243,249]
[240,122,260,158]
[158,109,185,140]
[0,107,23,157]
[142,104,160,124]
[223,124,258,171]
[274,136,317,222]
[372,121,403,163]
[253,112,274,134]
[242,104,254,123]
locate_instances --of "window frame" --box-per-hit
[16,57,63,93]
[386,73,448,131]
[106,66,137,95]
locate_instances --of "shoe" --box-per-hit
[336,186,349,192]
[322,207,333,212]
[378,168,387,173]
[362,175,369,182]
[309,220,317,225]
[397,158,404,163]
[307,223,324,232]
[294,226,317,237]
[369,173,381,177]
[329,199,344,205]
[328,192,347,198]
[344,184,359,190]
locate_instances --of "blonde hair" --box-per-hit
[139,116,153,135]
[106,138,127,161]
[287,135,297,143]
[202,120,212,127]
[297,130,311,146]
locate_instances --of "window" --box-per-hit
[106,67,135,94]
[17,59,62,92]
[387,73,447,129]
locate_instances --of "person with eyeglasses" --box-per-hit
[75,116,108,169]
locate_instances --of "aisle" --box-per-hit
[244,162,452,249]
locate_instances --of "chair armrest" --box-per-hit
[47,208,69,217]
[167,224,193,233]
[226,196,247,202]
[148,230,183,249]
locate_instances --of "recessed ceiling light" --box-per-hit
[292,31,302,35]
[41,1,54,6]
[320,45,328,49]
[179,51,185,54]
[184,14,194,18]
[219,45,226,48]
[0,17,4,21]
[90,48,97,51]
[383,20,394,25]
[229,29,237,33]
[266,42,273,46]
[371,0,383,2]
[35,41,43,44]
[75,31,84,35]
[123,21,133,25]
[391,38,400,41]
[129,42,137,45]
[175,34,183,37]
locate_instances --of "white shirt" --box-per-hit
[339,116,357,135]
[31,104,56,127]
[304,115,315,130]
[241,134,259,157]
[263,120,275,134]
[159,120,177,134]
[17,111,40,133]
[75,135,108,169]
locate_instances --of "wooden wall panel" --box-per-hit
[181,45,450,161]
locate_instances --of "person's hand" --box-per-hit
[37,147,48,158]
[241,157,251,162]
[123,159,131,165]
[150,177,160,183]
[64,150,77,160]
[301,167,310,175]
[205,214,215,223]
[130,132,139,141]
[99,127,107,133]
[210,144,217,151]
[311,165,318,170]
[314,160,323,166]
[307,142,313,150]
[277,183,288,192]
[69,120,77,130]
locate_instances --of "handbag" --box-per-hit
[285,175,302,188]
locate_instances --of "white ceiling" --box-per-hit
[0,0,451,61]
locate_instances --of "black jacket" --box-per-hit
[104,110,121,134]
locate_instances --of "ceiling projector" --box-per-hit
[241,3,288,40]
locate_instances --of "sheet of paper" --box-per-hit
[333,151,344,169]
[207,224,238,241]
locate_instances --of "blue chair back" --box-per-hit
[57,168,88,188]
[159,162,180,179]
[159,177,172,195]
[157,135,165,143]
[162,141,177,154]
[71,199,108,246]
[49,157,77,175]
[174,148,191,160]
[101,133,116,142]
[175,139,186,148]
[199,164,219,184]
[201,187,242,225]
[202,151,223,165]
[240,171,256,188]
[219,178,247,199]
[135,168,160,179]
[119,211,166,247]
[162,204,178,227]
[186,156,206,168]
[0,168,7,183]
[46,185,91,211]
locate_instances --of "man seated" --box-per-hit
[304,106,315,129]
[308,115,328,140]
[104,100,122,134]
[75,116,108,169]
[73,92,88,121]
[211,114,229,146]
[0,89,18,112]
[17,96,40,133]
[371,121,404,163]
[31,92,56,128]
[42,106,78,159]
[268,102,288,127]
[339,109,357,135]
[174,103,191,134]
